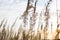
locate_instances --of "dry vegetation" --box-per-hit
[0,0,60,40]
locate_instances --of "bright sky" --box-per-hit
[0,0,60,33]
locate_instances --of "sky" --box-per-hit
[0,0,60,33]
[0,0,57,19]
